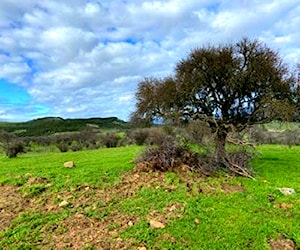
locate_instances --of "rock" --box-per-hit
[137,247,147,250]
[59,200,69,207]
[128,221,134,227]
[149,220,165,229]
[64,161,75,168]
[277,188,296,196]
[194,218,200,224]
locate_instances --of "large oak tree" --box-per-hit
[132,38,294,166]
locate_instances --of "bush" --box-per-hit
[0,131,25,158]
[136,135,212,174]
[145,127,171,145]
[128,128,149,145]
[185,120,212,144]
[248,125,300,146]
[70,140,83,151]
[135,128,255,177]
[56,142,69,152]
[101,133,121,148]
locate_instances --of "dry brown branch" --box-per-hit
[227,136,255,147]
[221,155,255,179]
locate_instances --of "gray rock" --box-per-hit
[64,161,75,168]
[277,188,296,195]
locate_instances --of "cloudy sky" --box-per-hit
[0,0,299,121]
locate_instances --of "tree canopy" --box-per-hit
[132,38,294,165]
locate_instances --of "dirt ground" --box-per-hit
[269,235,298,250]
[0,185,30,231]
[0,168,299,249]
[0,170,177,249]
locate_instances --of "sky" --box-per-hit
[0,0,300,122]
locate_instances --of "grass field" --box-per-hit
[0,145,299,249]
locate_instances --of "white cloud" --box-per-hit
[0,0,300,121]
[0,55,31,84]
[118,94,134,104]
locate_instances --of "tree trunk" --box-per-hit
[213,129,227,167]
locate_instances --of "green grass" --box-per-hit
[0,146,141,190]
[0,145,299,249]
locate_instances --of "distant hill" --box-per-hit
[0,117,130,136]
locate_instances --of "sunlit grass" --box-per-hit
[0,144,299,249]
[0,146,142,190]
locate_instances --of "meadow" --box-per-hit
[0,145,299,249]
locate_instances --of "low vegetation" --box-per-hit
[0,145,299,249]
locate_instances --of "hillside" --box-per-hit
[0,117,130,136]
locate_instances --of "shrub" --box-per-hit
[136,135,212,174]
[101,133,120,148]
[185,120,212,144]
[145,127,171,146]
[77,126,99,148]
[136,130,255,177]
[70,140,83,151]
[128,128,150,145]
[56,142,69,152]
[0,131,25,158]
[248,125,300,146]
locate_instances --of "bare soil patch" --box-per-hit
[0,185,30,231]
[147,202,184,226]
[43,213,135,250]
[39,170,174,249]
[221,183,246,194]
[269,235,299,250]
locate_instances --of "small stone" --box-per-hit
[277,188,296,196]
[59,200,69,207]
[149,220,165,229]
[137,247,147,250]
[64,161,75,168]
[128,221,134,227]
[194,218,200,224]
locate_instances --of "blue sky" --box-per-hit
[0,79,29,104]
[0,0,300,121]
